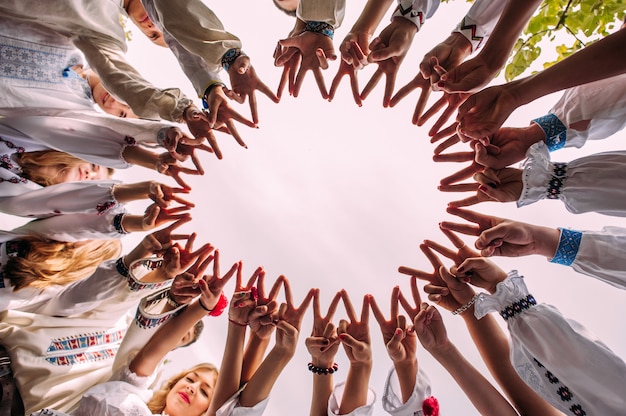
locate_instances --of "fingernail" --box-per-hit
[322,339,329,345]
[396,329,402,335]
[478,185,489,192]
[457,266,465,273]
[437,81,444,88]
[338,334,346,340]
[464,271,474,276]
[488,182,497,188]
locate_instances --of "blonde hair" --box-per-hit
[4,237,122,291]
[15,150,113,186]
[146,363,219,414]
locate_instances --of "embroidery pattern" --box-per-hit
[393,3,425,30]
[499,294,536,320]
[547,162,567,199]
[532,114,567,151]
[457,17,484,51]
[304,21,335,39]
[533,359,587,416]
[45,328,125,366]
[550,228,582,266]
[96,200,117,215]
[134,306,182,329]
[45,348,117,366]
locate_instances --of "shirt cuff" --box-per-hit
[474,270,536,319]
[531,114,567,152]
[549,228,583,266]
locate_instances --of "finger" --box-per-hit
[360,69,382,100]
[322,321,336,340]
[325,291,343,321]
[277,66,289,99]
[282,277,293,305]
[292,66,308,98]
[439,220,481,236]
[168,193,195,208]
[297,288,316,314]
[423,239,457,262]
[432,151,474,163]
[267,275,285,302]
[369,294,388,326]
[382,70,397,108]
[248,91,259,125]
[225,119,247,149]
[447,195,483,208]
[412,87,431,122]
[206,132,223,160]
[313,67,329,99]
[428,104,459,137]
[430,123,459,145]
[417,95,447,127]
[389,78,416,107]
[420,242,446,271]
[340,290,357,322]
[328,68,345,101]
[438,183,479,193]
[446,206,489,228]
[349,71,362,106]
[256,79,280,104]
[189,152,204,175]
[397,265,433,281]
[439,227,468,251]
[440,162,483,186]
[316,48,330,70]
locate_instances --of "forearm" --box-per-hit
[430,343,518,416]
[208,322,247,415]
[239,346,294,407]
[111,182,151,204]
[393,358,418,404]
[350,0,395,36]
[241,333,271,384]
[130,301,206,377]
[122,145,159,171]
[477,0,542,69]
[338,362,372,414]
[510,29,626,107]
[310,372,334,416]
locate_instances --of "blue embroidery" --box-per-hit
[550,229,582,266]
[304,21,334,39]
[532,114,567,151]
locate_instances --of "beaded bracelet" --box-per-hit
[221,48,246,71]
[304,21,334,39]
[308,362,338,375]
[452,294,479,315]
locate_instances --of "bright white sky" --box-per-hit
[3,1,626,415]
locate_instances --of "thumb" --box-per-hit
[387,328,404,351]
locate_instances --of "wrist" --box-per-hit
[446,32,472,57]
[115,213,131,234]
[392,356,417,369]
[311,357,336,368]
[391,12,422,33]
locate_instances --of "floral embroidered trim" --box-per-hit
[533,359,586,415]
[0,136,25,154]
[393,1,425,30]
[546,162,567,200]
[134,305,183,329]
[115,257,130,277]
[45,348,117,366]
[550,228,582,266]
[499,294,536,320]
[532,114,567,152]
[96,200,117,215]
[221,48,245,71]
[126,275,170,293]
[304,21,335,39]
[113,213,128,234]
[46,329,125,353]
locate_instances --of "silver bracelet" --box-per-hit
[452,294,479,316]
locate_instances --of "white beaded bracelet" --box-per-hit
[452,294,479,315]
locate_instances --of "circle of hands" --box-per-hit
[130,6,556,373]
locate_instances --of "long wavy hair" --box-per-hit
[15,150,113,186]
[146,363,219,414]
[4,237,122,291]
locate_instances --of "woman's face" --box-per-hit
[90,73,138,118]
[41,162,110,184]
[164,369,216,416]
[126,0,167,47]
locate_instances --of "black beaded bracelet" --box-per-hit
[308,362,338,375]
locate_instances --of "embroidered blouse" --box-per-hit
[474,271,626,416]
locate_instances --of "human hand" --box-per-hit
[440,167,523,207]
[140,216,192,255]
[162,233,214,279]
[277,27,337,99]
[122,203,190,233]
[370,287,417,365]
[361,18,418,107]
[437,54,501,93]
[418,92,470,136]
[328,33,371,106]
[248,274,284,340]
[398,227,477,312]
[227,56,280,125]
[441,207,560,258]
[451,256,508,294]
[413,303,450,353]
[155,152,201,190]
[419,33,472,84]
[148,182,194,208]
[338,291,372,365]
[306,289,342,366]
[473,125,545,169]
[456,83,521,142]
[273,279,315,356]
[274,42,301,99]
[159,127,210,160]
[172,142,212,176]
[197,249,238,311]
[389,72,431,124]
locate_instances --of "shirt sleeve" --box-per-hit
[453,0,509,52]
[11,212,125,242]
[518,142,626,217]
[391,0,440,32]
[297,0,346,29]
[149,0,241,69]
[215,388,270,416]
[73,36,192,122]
[327,381,376,416]
[382,366,432,416]
[0,180,121,218]
[532,73,626,151]
[474,271,626,415]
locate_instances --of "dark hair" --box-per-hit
[272,0,297,17]
[176,320,204,349]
